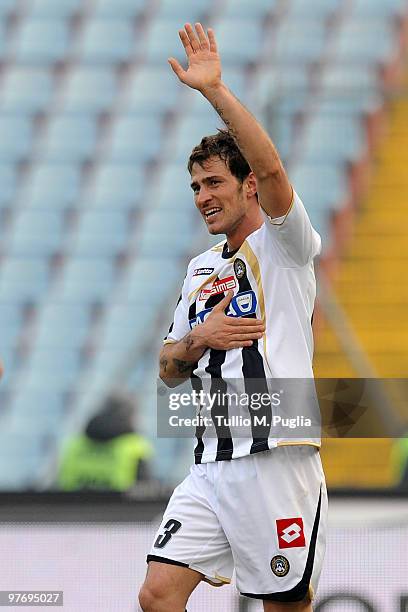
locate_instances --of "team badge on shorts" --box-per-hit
[234,258,246,279]
[276,517,306,549]
[270,555,290,577]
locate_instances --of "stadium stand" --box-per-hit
[0,0,407,489]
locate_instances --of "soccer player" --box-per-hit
[138,23,327,612]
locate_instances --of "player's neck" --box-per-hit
[226,210,264,251]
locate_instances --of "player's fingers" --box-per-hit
[227,340,254,349]
[195,22,209,49]
[168,58,186,81]
[228,332,264,342]
[184,23,200,52]
[226,317,265,328]
[208,28,218,53]
[213,290,234,311]
[178,29,193,56]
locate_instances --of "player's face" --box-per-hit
[190,157,248,236]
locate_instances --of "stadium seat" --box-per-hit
[7,210,66,256]
[118,257,185,304]
[0,0,17,17]
[0,432,48,489]
[92,0,146,18]
[11,19,70,64]
[0,68,53,113]
[215,19,265,65]
[0,257,51,302]
[143,19,188,64]
[97,303,156,350]
[286,0,342,19]
[84,163,145,210]
[34,303,92,349]
[26,0,82,18]
[59,67,117,113]
[166,110,225,162]
[38,115,98,163]
[122,67,180,113]
[155,0,209,21]
[153,162,192,209]
[67,211,130,256]
[78,19,136,64]
[301,115,365,163]
[55,257,116,302]
[23,163,82,210]
[138,209,196,256]
[0,304,24,349]
[221,0,278,18]
[23,348,82,391]
[349,0,406,18]
[107,114,162,162]
[0,115,33,163]
[331,21,395,64]
[0,164,18,209]
[272,21,326,64]
[317,65,381,114]
[290,162,347,212]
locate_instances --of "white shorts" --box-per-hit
[147,445,328,603]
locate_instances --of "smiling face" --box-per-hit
[190,156,251,238]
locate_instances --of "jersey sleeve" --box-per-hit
[261,189,321,267]
[163,272,191,345]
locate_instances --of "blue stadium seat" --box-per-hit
[215,19,264,65]
[55,258,116,302]
[85,163,145,210]
[0,68,53,113]
[331,21,394,64]
[272,21,326,64]
[155,0,209,21]
[123,67,180,113]
[7,210,65,256]
[60,67,117,113]
[68,211,130,256]
[0,165,18,209]
[167,110,224,162]
[24,163,81,209]
[152,162,192,209]
[78,19,136,64]
[350,0,406,18]
[0,0,17,17]
[11,19,70,64]
[38,115,98,163]
[138,210,195,256]
[222,0,278,18]
[8,393,67,436]
[0,116,33,162]
[0,257,50,302]
[0,432,48,489]
[286,0,342,19]
[290,162,347,212]
[92,0,146,18]
[98,303,155,350]
[144,19,187,64]
[23,348,82,391]
[118,258,184,304]
[0,304,24,349]
[317,65,381,114]
[107,115,162,162]
[26,0,82,18]
[301,115,365,163]
[34,303,91,348]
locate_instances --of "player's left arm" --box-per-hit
[168,22,292,219]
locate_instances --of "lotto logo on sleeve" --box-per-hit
[276,518,306,549]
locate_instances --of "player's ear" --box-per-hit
[244,172,257,198]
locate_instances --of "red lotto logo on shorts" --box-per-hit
[276,518,306,549]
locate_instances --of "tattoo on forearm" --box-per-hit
[160,357,168,373]
[173,359,194,374]
[183,334,194,352]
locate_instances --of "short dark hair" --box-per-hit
[187,129,251,183]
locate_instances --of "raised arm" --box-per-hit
[168,22,293,218]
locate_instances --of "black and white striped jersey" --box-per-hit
[164,191,321,463]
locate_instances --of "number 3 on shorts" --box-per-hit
[154,519,182,549]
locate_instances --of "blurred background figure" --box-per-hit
[57,393,153,491]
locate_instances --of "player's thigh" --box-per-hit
[139,560,202,609]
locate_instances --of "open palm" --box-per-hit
[168,23,221,93]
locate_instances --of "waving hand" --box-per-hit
[168,23,221,94]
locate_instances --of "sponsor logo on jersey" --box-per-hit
[193,267,214,276]
[198,276,237,301]
[270,555,290,577]
[276,518,306,549]
[234,258,246,279]
[189,291,257,328]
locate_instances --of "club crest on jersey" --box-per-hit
[270,555,290,577]
[233,258,246,279]
[189,291,257,328]
[198,276,237,301]
[193,267,214,276]
[276,518,306,549]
